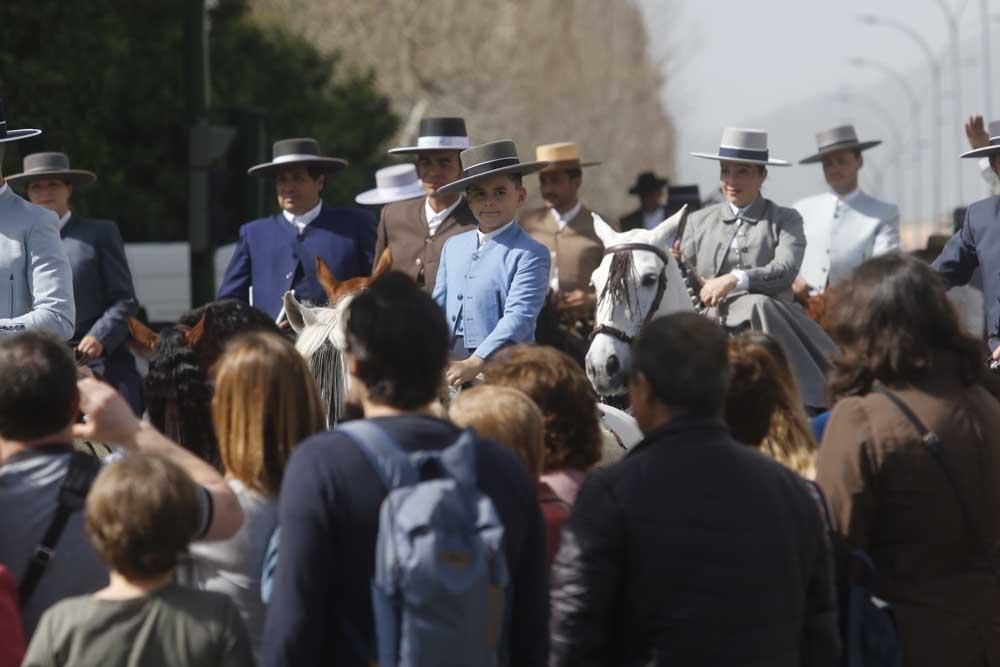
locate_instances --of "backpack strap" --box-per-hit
[19,451,101,605]
[428,428,478,489]
[337,420,418,491]
[872,383,997,578]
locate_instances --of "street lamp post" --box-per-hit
[859,14,943,222]
[937,0,969,206]
[848,57,923,220]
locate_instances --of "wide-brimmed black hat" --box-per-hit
[6,152,96,188]
[437,140,548,194]
[0,98,41,144]
[388,117,470,155]
[248,138,348,176]
[799,125,882,164]
[628,171,669,195]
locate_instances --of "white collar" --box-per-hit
[282,200,323,226]
[833,187,862,204]
[728,201,742,216]
[425,195,463,224]
[477,219,516,247]
[58,210,72,229]
[550,200,583,226]
[0,183,8,196]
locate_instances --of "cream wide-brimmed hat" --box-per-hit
[355,164,426,205]
[6,152,97,188]
[799,125,882,164]
[534,142,601,172]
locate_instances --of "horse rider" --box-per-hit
[217,137,376,320]
[9,151,143,413]
[683,127,838,412]
[0,98,75,340]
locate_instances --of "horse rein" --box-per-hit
[590,243,672,345]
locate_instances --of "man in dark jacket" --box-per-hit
[549,312,839,666]
[263,271,549,667]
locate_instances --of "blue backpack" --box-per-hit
[339,420,509,667]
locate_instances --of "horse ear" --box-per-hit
[370,247,393,283]
[284,290,317,333]
[650,205,688,249]
[316,256,339,303]
[591,212,618,247]
[128,316,159,352]
[183,313,207,348]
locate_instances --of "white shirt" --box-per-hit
[424,195,463,237]
[642,206,665,230]
[282,200,323,234]
[549,200,583,231]
[58,210,72,230]
[477,219,516,249]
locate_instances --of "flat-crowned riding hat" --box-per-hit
[0,98,41,144]
[628,170,668,195]
[437,140,549,194]
[247,138,348,176]
[388,117,471,154]
[535,142,601,172]
[691,127,790,166]
[799,124,882,164]
[355,164,426,205]
[6,152,96,188]
[961,120,1000,158]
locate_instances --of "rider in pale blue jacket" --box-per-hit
[433,141,551,386]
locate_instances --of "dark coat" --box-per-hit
[374,196,477,291]
[262,415,550,667]
[59,215,138,349]
[619,207,649,233]
[934,195,1000,350]
[217,205,376,319]
[549,416,840,667]
[816,371,1000,667]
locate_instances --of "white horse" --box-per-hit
[282,250,393,427]
[586,207,698,399]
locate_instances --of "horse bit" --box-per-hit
[590,243,705,345]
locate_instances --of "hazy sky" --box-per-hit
[639,0,997,225]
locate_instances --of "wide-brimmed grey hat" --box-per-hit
[799,125,882,164]
[247,138,348,176]
[0,98,41,145]
[388,117,471,155]
[437,140,549,194]
[355,164,426,205]
[691,127,790,167]
[6,152,97,188]
[961,120,1000,158]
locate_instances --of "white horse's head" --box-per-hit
[284,249,393,426]
[586,208,694,397]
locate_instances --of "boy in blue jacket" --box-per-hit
[433,140,551,386]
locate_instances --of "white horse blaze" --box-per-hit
[585,209,695,397]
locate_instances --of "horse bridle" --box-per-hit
[590,243,672,345]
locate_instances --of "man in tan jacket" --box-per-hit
[374,117,477,291]
[520,142,609,320]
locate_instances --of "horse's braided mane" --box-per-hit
[600,252,637,313]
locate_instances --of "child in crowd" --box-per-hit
[22,454,253,667]
[433,140,551,386]
[449,384,569,567]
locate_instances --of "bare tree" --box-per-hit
[251,0,676,216]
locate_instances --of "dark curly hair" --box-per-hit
[484,345,602,472]
[825,252,982,399]
[144,300,279,467]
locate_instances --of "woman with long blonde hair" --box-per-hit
[183,331,325,661]
[725,331,817,478]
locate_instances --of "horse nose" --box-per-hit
[606,354,621,378]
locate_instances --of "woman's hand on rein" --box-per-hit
[699,274,739,308]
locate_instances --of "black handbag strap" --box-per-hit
[872,384,996,576]
[18,451,101,605]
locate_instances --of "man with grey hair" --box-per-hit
[0,99,75,339]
